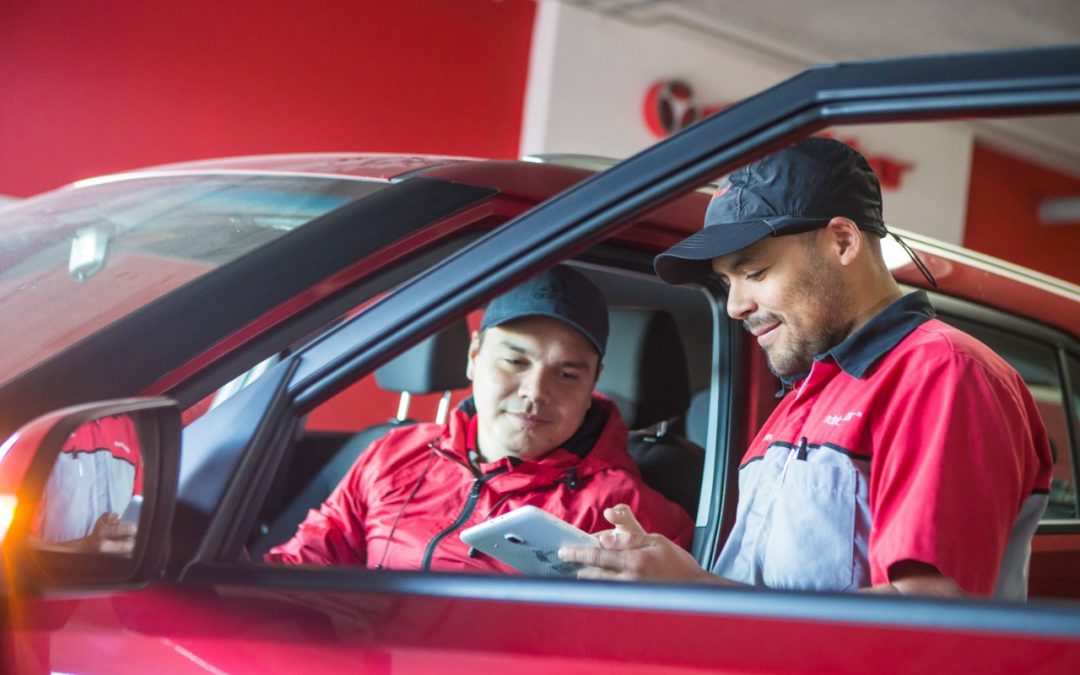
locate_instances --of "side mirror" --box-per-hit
[0,398,180,595]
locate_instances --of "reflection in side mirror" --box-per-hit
[0,397,179,595]
[28,414,143,558]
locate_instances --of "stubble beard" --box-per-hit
[759,256,856,379]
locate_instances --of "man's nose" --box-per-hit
[518,367,552,404]
[726,282,755,320]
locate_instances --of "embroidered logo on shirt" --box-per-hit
[824,411,862,426]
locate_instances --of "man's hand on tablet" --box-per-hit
[558,504,716,583]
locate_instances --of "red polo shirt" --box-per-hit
[713,292,1052,597]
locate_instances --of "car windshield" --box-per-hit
[0,173,387,386]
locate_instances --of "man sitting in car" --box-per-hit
[266,265,693,571]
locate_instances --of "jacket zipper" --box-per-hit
[420,465,507,570]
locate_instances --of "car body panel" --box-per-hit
[0,409,63,497]
[7,577,1080,674]
[888,231,1080,338]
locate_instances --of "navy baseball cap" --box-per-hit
[481,266,609,357]
[654,137,887,285]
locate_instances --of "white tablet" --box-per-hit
[460,505,599,577]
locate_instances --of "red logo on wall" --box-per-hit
[643,80,913,190]
[642,80,726,138]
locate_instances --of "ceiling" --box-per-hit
[565,0,1080,177]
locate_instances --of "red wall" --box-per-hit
[964,142,1080,286]
[0,0,536,196]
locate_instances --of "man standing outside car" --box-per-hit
[559,138,1052,598]
[268,266,693,572]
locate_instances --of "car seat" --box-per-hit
[252,321,471,555]
[597,308,705,517]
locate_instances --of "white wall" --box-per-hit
[521,0,975,243]
[521,1,791,159]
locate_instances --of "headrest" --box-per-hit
[597,308,691,430]
[374,320,471,393]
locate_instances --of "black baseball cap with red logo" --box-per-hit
[653,137,889,285]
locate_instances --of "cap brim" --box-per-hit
[653,220,773,285]
[653,216,837,285]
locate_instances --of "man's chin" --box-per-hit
[765,352,811,379]
[492,433,555,461]
[499,447,551,462]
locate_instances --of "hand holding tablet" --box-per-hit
[460,505,599,577]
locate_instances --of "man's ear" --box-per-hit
[824,217,862,266]
[466,330,481,381]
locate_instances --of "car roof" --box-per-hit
[75,153,481,183]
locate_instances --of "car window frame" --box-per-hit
[189,248,738,569]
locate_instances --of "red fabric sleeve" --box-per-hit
[264,435,385,566]
[869,347,1045,595]
[574,473,695,551]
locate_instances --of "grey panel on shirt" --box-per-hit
[713,443,872,591]
[36,451,136,543]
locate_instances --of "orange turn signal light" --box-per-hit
[0,494,17,545]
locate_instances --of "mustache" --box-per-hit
[743,313,782,335]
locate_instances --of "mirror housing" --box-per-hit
[0,398,180,596]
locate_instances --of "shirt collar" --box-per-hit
[825,290,935,378]
[778,291,935,389]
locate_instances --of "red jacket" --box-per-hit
[266,395,694,572]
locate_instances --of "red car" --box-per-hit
[1,46,1079,673]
